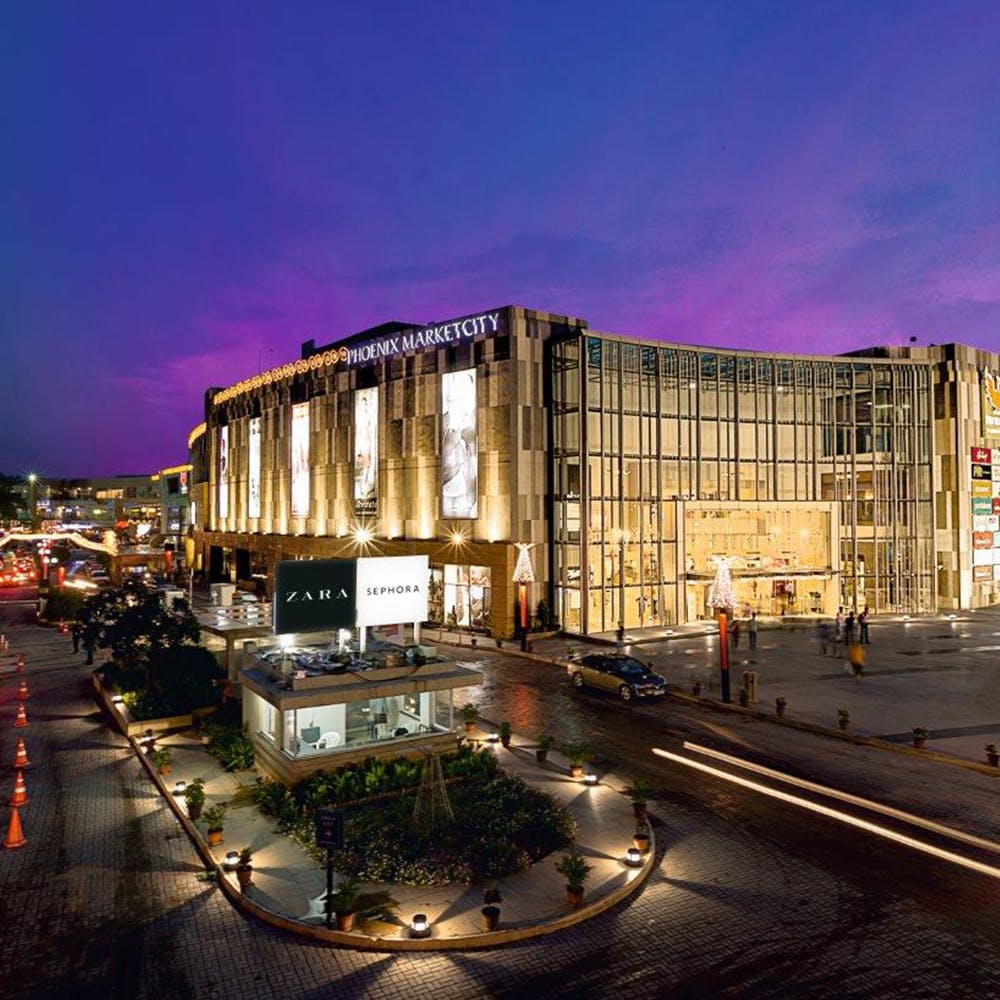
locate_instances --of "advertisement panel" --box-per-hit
[973,531,993,549]
[973,497,993,514]
[291,403,310,518]
[248,417,261,519]
[273,559,356,634]
[973,548,995,567]
[973,514,999,532]
[983,368,1000,436]
[353,387,378,517]
[972,480,992,498]
[356,555,430,626]
[441,368,478,519]
[218,426,229,520]
[974,565,993,582]
[971,463,993,481]
[972,446,992,464]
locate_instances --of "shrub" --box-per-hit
[43,589,87,622]
[202,804,227,831]
[555,851,593,891]
[206,724,255,771]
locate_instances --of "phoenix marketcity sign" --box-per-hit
[344,311,503,367]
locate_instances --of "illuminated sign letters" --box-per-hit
[346,311,501,368]
[273,559,356,634]
[356,555,429,626]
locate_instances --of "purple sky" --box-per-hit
[3,2,1000,477]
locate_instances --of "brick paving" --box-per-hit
[3,612,1000,998]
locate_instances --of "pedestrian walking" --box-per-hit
[845,611,856,645]
[748,612,759,650]
[848,641,865,681]
[730,619,742,648]
[816,621,830,656]
[71,621,81,654]
[859,606,870,644]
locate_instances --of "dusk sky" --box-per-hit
[3,2,1000,477]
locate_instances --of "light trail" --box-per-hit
[652,747,1000,882]
[682,741,1000,857]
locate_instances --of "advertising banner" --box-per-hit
[994,498,1000,514]
[273,559,356,634]
[973,514,999,532]
[973,531,993,549]
[441,368,478,518]
[972,497,993,514]
[974,565,993,582]
[971,463,993,481]
[218,426,229,520]
[356,555,430,626]
[972,480,992,498]
[291,403,310,518]
[983,368,1000,436]
[972,446,992,464]
[353,387,378,517]
[994,531,1000,548]
[973,548,995,567]
[995,564,1000,581]
[248,417,261,519]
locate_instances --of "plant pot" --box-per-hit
[188,804,202,822]
[692,682,703,697]
[632,802,648,822]
[566,886,584,907]
[569,764,583,779]
[987,753,999,767]
[912,737,926,749]
[158,763,172,776]
[776,705,786,718]
[535,749,548,764]
[207,828,223,846]
[481,905,501,931]
[236,867,253,890]
[494,639,503,648]
[464,722,476,735]
[336,912,355,932]
[632,832,651,854]
[500,737,511,748]
[838,719,848,731]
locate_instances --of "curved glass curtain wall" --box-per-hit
[550,335,934,635]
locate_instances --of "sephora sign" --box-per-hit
[356,555,429,627]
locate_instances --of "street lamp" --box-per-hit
[512,542,536,651]
[707,557,736,704]
[26,474,38,527]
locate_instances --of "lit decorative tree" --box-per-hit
[707,557,736,614]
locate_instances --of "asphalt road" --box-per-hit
[3,603,1000,999]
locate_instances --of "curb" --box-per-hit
[125,718,656,951]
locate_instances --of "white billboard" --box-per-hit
[248,417,261,519]
[291,403,310,518]
[356,555,429,626]
[441,368,478,518]
[354,387,378,516]
[217,426,229,521]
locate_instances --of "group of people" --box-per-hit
[727,611,760,651]
[817,606,871,679]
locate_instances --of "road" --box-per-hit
[2,599,1000,999]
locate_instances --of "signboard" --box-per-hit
[972,480,993,498]
[983,368,1000,436]
[974,565,993,581]
[972,446,992,464]
[994,498,1000,514]
[973,532,994,550]
[248,417,262,519]
[973,514,999,532]
[972,463,993,480]
[218,426,229,520]
[356,555,429,626]
[972,497,993,515]
[291,403,310,518]
[973,548,995,567]
[315,807,344,850]
[273,559,356,634]
[353,387,378,517]
[441,368,478,518]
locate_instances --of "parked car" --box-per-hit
[567,654,667,702]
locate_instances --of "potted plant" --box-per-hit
[499,722,512,748]
[536,733,555,764]
[555,851,593,907]
[986,743,999,766]
[692,680,703,697]
[912,725,928,749]
[235,847,253,891]
[329,878,360,932]
[183,777,206,821]
[494,634,503,648]
[149,747,173,776]
[462,703,478,735]
[481,886,502,931]
[203,804,227,846]
[632,824,651,854]
[837,708,850,731]
[565,742,588,779]
[626,778,651,821]
[775,696,787,718]
[738,687,750,707]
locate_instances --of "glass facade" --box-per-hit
[551,334,934,633]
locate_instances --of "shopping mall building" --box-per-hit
[187,305,1000,637]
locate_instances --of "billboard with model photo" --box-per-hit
[291,403,310,518]
[441,368,478,518]
[248,417,261,519]
[217,426,229,521]
[354,387,378,516]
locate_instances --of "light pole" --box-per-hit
[26,474,37,528]
[707,557,736,703]
[513,543,536,652]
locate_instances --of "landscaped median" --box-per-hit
[125,718,656,950]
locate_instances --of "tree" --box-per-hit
[0,474,18,521]
[707,557,736,614]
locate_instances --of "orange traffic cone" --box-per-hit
[13,703,28,728]
[10,770,27,807]
[3,805,26,849]
[16,681,28,701]
[12,739,29,769]
[15,654,25,673]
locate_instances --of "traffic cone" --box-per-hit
[10,770,27,807]
[13,703,28,728]
[16,681,28,701]
[15,654,25,673]
[12,739,29,769]
[3,805,26,849]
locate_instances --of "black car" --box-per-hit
[567,654,667,702]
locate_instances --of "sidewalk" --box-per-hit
[136,718,653,949]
